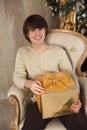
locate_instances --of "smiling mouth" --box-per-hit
[34,36,42,40]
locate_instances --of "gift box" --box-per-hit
[35,72,78,119]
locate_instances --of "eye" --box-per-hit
[31,28,35,31]
[39,28,44,30]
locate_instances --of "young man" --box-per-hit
[13,14,87,130]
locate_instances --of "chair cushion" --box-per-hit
[45,118,66,130]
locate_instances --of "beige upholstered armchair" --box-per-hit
[8,29,87,130]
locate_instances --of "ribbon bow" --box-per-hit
[35,72,75,92]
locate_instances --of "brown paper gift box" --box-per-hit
[35,72,78,119]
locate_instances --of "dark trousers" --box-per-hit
[22,102,87,130]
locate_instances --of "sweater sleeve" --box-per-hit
[59,49,80,93]
[13,49,27,89]
[58,49,72,73]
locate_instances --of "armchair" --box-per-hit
[8,29,87,130]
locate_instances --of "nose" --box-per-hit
[35,29,40,35]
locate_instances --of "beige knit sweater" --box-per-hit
[13,44,79,92]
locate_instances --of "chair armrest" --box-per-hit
[8,84,32,130]
[78,77,87,116]
[8,95,19,130]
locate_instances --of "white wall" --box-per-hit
[0,0,55,99]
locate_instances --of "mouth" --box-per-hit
[34,36,42,40]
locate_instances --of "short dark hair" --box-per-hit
[23,14,48,42]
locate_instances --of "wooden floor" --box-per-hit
[0,99,13,130]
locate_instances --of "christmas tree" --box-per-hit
[45,0,76,16]
[45,0,87,36]
[76,0,87,36]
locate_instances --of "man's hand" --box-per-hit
[24,80,45,95]
[71,99,82,113]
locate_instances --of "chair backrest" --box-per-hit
[46,29,87,77]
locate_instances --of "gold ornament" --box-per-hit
[59,10,76,31]
[60,0,66,5]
